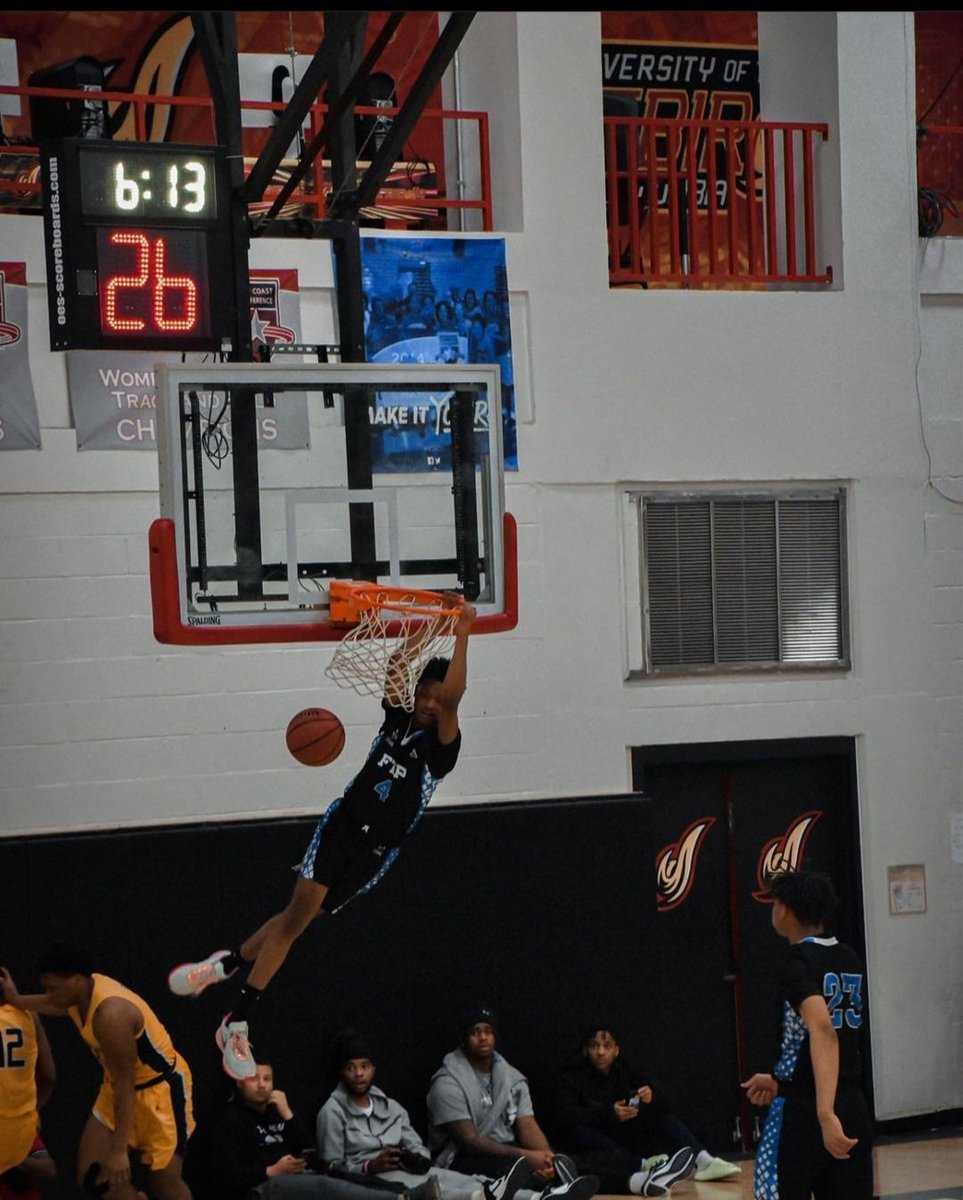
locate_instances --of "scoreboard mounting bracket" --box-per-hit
[40,138,237,352]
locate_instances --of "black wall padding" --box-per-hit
[1,783,862,1196]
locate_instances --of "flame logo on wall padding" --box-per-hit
[656,817,717,911]
[753,810,823,901]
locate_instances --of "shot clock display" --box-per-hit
[40,139,236,351]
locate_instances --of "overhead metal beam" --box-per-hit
[191,12,233,145]
[189,12,251,363]
[251,11,406,234]
[343,11,476,214]
[243,10,365,205]
[191,11,260,587]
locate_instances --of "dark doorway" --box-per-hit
[631,736,869,1153]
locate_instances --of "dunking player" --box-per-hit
[741,870,873,1200]
[169,600,477,1080]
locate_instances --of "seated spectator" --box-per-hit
[317,1030,535,1200]
[211,1060,437,1200]
[555,1027,740,1184]
[426,1005,693,1197]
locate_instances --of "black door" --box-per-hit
[632,736,868,1156]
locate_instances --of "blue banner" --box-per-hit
[360,234,517,471]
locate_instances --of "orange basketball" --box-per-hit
[285,708,345,767]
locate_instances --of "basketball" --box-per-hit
[285,708,345,767]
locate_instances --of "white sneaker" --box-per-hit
[168,950,236,997]
[693,1157,742,1182]
[216,1014,255,1080]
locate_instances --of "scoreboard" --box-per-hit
[40,139,237,351]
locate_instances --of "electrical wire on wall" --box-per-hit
[918,184,959,237]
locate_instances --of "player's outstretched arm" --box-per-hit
[435,601,476,743]
[0,969,63,1017]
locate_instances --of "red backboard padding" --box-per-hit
[148,511,518,646]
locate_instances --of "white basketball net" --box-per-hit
[324,605,459,712]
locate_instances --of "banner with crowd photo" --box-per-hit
[359,234,518,472]
[0,262,41,449]
[67,270,309,450]
[601,11,760,278]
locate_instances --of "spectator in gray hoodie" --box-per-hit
[316,1031,588,1200]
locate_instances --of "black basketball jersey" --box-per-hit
[772,935,865,1095]
[341,701,461,844]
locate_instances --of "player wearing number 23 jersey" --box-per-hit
[748,872,874,1200]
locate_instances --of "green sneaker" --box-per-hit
[693,1157,742,1182]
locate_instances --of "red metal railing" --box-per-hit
[605,115,833,288]
[0,81,493,230]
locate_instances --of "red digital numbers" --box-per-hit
[97,228,209,339]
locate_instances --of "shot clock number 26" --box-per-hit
[96,228,211,338]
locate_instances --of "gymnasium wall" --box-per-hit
[1,10,961,1128]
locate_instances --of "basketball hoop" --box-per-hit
[324,582,464,711]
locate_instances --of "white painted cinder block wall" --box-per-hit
[0,11,960,1119]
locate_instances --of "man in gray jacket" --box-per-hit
[316,1031,593,1200]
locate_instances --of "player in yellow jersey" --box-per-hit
[1,944,193,1200]
[0,985,56,1191]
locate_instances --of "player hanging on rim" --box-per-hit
[169,597,477,1080]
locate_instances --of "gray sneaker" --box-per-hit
[168,950,236,997]
[215,1013,255,1080]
